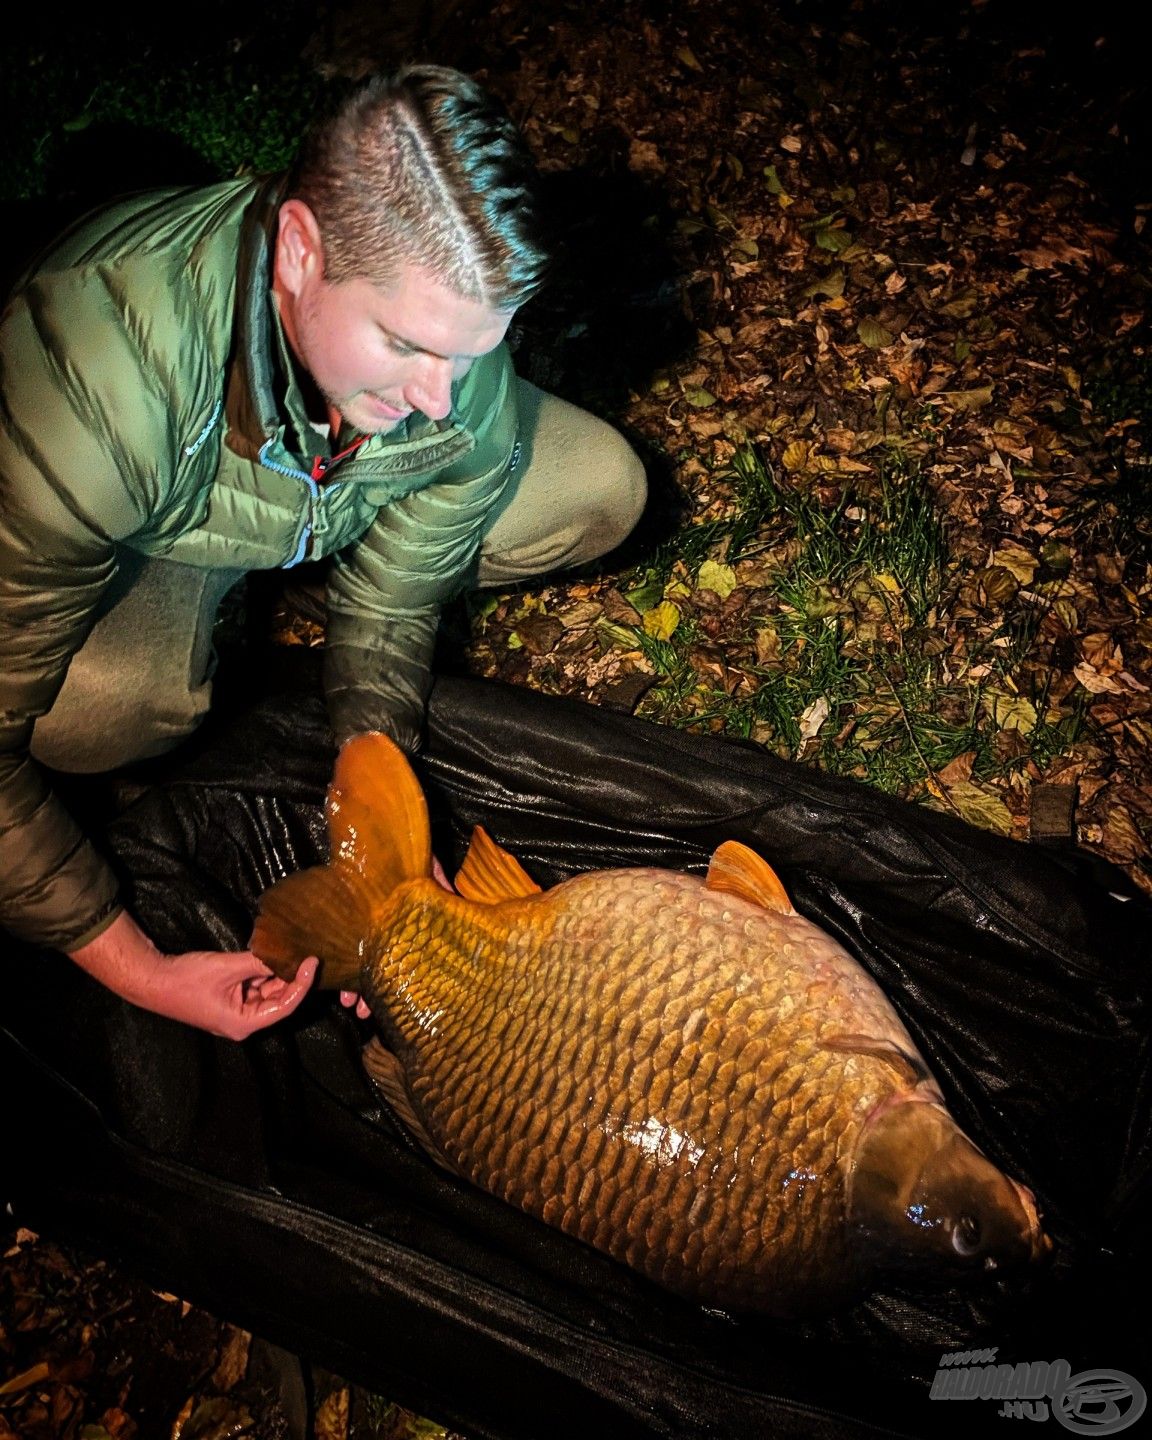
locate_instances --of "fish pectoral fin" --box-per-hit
[705,840,795,914]
[361,1037,459,1175]
[328,733,432,897]
[454,825,542,904]
[822,1034,930,1089]
[250,865,367,990]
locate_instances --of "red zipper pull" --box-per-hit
[311,436,365,484]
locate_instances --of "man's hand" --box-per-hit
[69,911,318,1040]
[339,852,454,1021]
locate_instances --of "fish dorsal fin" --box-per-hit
[250,732,430,986]
[454,826,543,904]
[361,1038,459,1175]
[705,840,795,914]
[822,1035,931,1090]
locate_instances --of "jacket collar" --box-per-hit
[223,177,476,479]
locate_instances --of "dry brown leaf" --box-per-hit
[937,751,976,786]
[1015,240,1092,269]
[1073,663,1122,694]
[1082,633,1122,673]
[1098,806,1147,864]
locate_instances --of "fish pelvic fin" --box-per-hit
[705,840,795,914]
[454,825,542,904]
[250,732,431,988]
[361,1037,459,1175]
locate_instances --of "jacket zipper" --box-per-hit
[259,435,366,567]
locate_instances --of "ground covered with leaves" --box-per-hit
[449,0,1152,883]
[2,0,1149,1436]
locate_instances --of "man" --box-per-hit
[0,66,646,1040]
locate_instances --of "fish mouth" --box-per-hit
[848,1099,1053,1274]
[1000,1177,1053,1268]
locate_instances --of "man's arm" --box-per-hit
[69,911,318,1040]
[0,255,318,1036]
[324,345,520,750]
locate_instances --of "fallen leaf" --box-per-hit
[937,384,994,411]
[754,624,781,664]
[799,695,831,740]
[940,781,1015,835]
[937,750,976,786]
[782,439,812,470]
[857,318,895,348]
[1082,632,1121,672]
[1015,240,1092,269]
[696,560,738,598]
[1099,806,1146,864]
[0,1361,50,1395]
[314,1386,350,1440]
[596,619,640,649]
[981,691,1038,734]
[992,543,1038,584]
[802,267,846,300]
[643,601,681,640]
[1073,662,1123,694]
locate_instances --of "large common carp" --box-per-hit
[251,733,1049,1316]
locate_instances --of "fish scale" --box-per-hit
[251,731,1051,1316]
[355,868,903,1310]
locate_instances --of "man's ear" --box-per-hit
[274,199,326,297]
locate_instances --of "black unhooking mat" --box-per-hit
[2,653,1149,1439]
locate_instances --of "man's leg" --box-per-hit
[477,379,646,585]
[30,553,246,773]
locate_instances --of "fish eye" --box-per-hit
[952,1212,982,1256]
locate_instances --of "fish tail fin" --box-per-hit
[250,866,368,989]
[250,732,432,988]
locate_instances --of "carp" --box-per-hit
[250,732,1050,1316]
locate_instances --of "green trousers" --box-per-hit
[30,382,645,773]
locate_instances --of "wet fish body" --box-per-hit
[252,734,1048,1316]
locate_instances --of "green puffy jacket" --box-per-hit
[0,176,520,950]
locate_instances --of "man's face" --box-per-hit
[274,202,514,436]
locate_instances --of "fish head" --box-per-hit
[848,1098,1051,1276]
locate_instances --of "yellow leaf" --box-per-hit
[597,619,640,648]
[939,781,1015,836]
[981,691,1038,734]
[992,542,1038,584]
[1051,598,1080,630]
[643,601,682,640]
[677,45,703,71]
[683,386,716,408]
[697,560,737,598]
[782,439,812,471]
[754,624,781,664]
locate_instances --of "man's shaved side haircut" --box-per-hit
[289,65,548,309]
